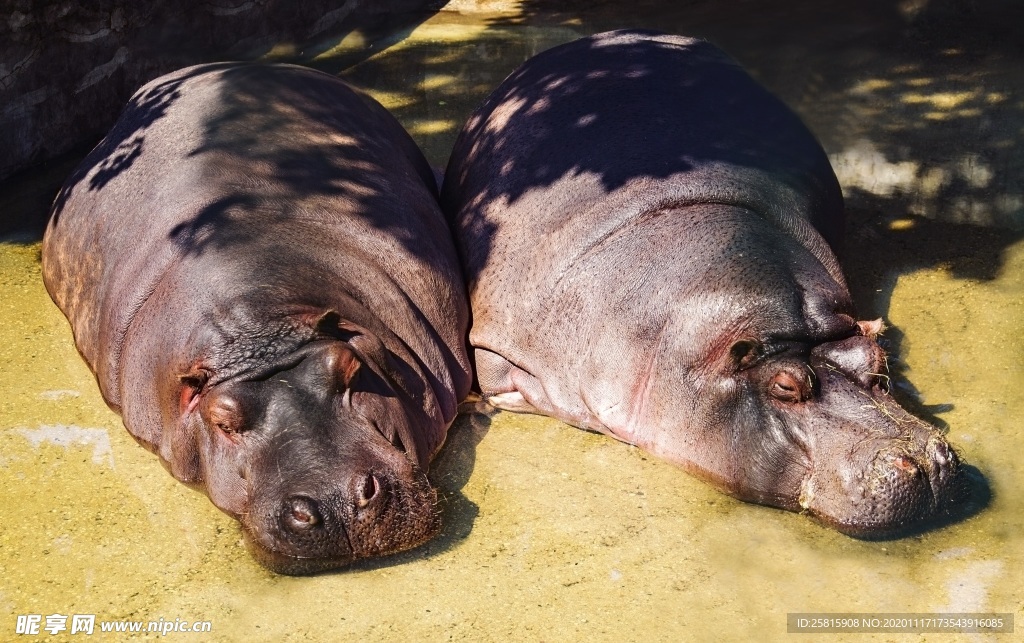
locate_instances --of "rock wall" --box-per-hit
[0,0,440,181]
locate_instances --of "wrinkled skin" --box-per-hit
[442,30,970,536]
[42,63,472,573]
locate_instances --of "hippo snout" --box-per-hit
[867,439,966,534]
[242,467,439,575]
[804,434,967,538]
[276,473,387,539]
[863,447,935,527]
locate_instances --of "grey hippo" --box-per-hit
[42,63,472,573]
[441,30,971,536]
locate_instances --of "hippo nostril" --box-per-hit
[355,472,381,509]
[391,430,407,454]
[927,437,958,471]
[925,438,963,499]
[282,496,321,532]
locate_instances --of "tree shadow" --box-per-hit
[0,3,447,240]
[47,68,200,226]
[45,62,452,271]
[216,66,441,255]
[438,29,854,303]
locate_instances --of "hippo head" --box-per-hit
[176,313,439,574]
[704,319,969,537]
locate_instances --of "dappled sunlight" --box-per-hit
[802,51,1024,230]
[334,19,580,166]
[833,137,1020,229]
[831,140,921,198]
[406,119,459,136]
[316,28,373,57]
[363,89,419,110]
[903,90,974,110]
[258,42,302,61]
[2,1,1023,640]
[830,140,1016,228]
[419,73,461,90]
[403,21,492,41]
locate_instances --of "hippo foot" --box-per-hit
[486,391,542,414]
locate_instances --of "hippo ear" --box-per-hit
[325,342,362,395]
[857,318,885,337]
[316,309,341,327]
[729,339,762,370]
[179,369,209,389]
[178,368,210,415]
[311,310,344,335]
[304,310,395,393]
[306,309,368,343]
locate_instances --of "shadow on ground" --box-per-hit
[349,400,492,571]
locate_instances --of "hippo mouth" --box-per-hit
[243,532,359,575]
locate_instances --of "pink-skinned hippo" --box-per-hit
[441,30,972,537]
[42,63,472,574]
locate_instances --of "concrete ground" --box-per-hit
[1,1,1021,640]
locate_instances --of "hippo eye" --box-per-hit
[201,393,246,436]
[389,426,407,454]
[770,370,807,403]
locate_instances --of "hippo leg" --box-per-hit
[475,348,551,415]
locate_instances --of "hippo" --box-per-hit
[42,63,472,573]
[441,30,970,537]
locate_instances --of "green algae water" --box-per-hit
[2,3,1022,641]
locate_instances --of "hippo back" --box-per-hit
[443,31,845,296]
